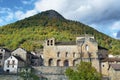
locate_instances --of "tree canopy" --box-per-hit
[65,62,101,80]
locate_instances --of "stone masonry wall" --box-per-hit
[33,66,75,80]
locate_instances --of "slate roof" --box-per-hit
[110,64,120,70]
[55,41,76,45]
[14,56,25,62]
[102,58,120,62]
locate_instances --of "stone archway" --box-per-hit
[73,60,77,66]
[64,60,69,66]
[48,58,53,66]
[57,59,61,66]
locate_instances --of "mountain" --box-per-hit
[0,10,120,54]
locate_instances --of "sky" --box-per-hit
[0,0,120,39]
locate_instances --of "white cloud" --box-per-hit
[112,32,117,38]
[34,0,120,24]
[5,12,14,21]
[1,0,120,38]
[21,0,34,5]
[111,21,120,30]
[0,19,3,23]
[15,10,37,20]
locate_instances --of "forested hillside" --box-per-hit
[0,10,119,54]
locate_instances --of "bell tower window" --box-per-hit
[85,44,89,51]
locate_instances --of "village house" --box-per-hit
[0,48,11,68]
[4,56,25,73]
[11,48,31,65]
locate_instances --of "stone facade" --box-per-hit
[108,64,120,80]
[11,48,31,64]
[43,34,100,72]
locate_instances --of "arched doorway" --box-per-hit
[73,60,77,66]
[64,60,69,66]
[57,59,61,66]
[48,58,53,66]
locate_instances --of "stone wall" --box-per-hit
[33,66,75,80]
[0,75,22,80]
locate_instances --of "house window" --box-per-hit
[66,52,68,57]
[0,54,2,59]
[57,52,60,57]
[1,49,3,52]
[12,60,15,68]
[7,60,10,68]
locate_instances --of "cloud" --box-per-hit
[15,10,37,20]
[34,0,120,24]
[33,0,120,38]
[1,0,120,38]
[117,31,120,38]
[111,21,120,30]
[112,32,117,38]
[21,0,35,5]
[0,19,3,23]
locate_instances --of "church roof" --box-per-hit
[55,41,76,45]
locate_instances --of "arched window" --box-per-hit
[47,40,49,46]
[48,58,53,66]
[51,40,53,45]
[73,52,76,57]
[85,44,89,51]
[64,60,69,66]
[57,59,61,66]
[57,52,60,57]
[66,52,68,57]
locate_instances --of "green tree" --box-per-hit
[65,62,101,80]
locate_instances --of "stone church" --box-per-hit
[43,34,101,72]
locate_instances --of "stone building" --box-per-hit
[108,64,120,80]
[43,34,100,72]
[0,48,11,68]
[11,48,31,65]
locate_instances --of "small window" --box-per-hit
[1,49,3,52]
[102,64,104,67]
[0,54,2,59]
[57,52,60,57]
[51,40,53,45]
[73,52,75,57]
[7,60,10,68]
[47,40,49,46]
[12,60,15,68]
[85,45,89,51]
[66,52,68,57]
